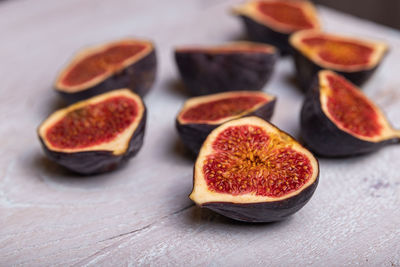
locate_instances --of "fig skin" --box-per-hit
[175,43,278,96]
[292,48,381,92]
[301,74,399,157]
[239,16,293,55]
[190,117,320,223]
[38,90,147,175]
[56,42,157,104]
[176,93,276,155]
[203,179,318,222]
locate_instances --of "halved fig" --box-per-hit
[301,70,400,157]
[290,30,388,91]
[175,42,278,96]
[190,116,319,222]
[38,89,146,174]
[176,91,276,154]
[55,39,156,103]
[233,0,320,54]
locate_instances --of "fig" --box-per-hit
[38,89,146,174]
[301,70,400,157]
[175,42,278,96]
[190,116,319,222]
[55,39,156,103]
[233,0,320,54]
[176,91,276,154]
[290,30,388,91]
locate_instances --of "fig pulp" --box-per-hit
[55,39,156,103]
[175,42,277,95]
[233,0,320,54]
[190,116,319,222]
[176,91,276,154]
[290,30,388,91]
[38,89,146,174]
[301,70,400,157]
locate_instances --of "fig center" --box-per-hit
[257,1,314,30]
[302,36,373,66]
[46,96,138,149]
[181,96,267,122]
[63,43,147,86]
[325,74,382,137]
[203,125,313,197]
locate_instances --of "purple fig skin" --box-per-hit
[57,51,156,104]
[38,108,146,175]
[240,16,292,55]
[292,48,381,92]
[175,49,277,96]
[202,177,318,223]
[176,98,276,155]
[301,78,398,157]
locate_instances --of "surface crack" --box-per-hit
[98,204,194,243]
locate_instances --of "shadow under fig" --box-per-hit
[32,153,127,186]
[186,205,294,227]
[284,73,306,95]
[166,78,192,98]
[169,137,197,163]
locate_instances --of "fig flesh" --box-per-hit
[301,70,400,157]
[175,42,277,96]
[290,30,388,91]
[176,91,276,154]
[233,0,320,54]
[55,39,156,103]
[190,116,319,222]
[38,89,146,174]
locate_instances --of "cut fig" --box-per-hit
[190,116,319,222]
[233,0,320,54]
[175,42,277,96]
[176,91,276,154]
[55,39,156,103]
[290,30,388,91]
[301,70,400,157]
[38,89,146,174]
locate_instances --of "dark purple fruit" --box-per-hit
[176,91,276,155]
[38,89,146,174]
[175,42,278,96]
[290,30,388,91]
[233,0,320,54]
[301,70,400,157]
[190,116,319,223]
[55,39,156,103]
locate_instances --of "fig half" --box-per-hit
[233,0,320,54]
[290,30,388,91]
[38,89,146,174]
[176,91,276,154]
[55,39,156,103]
[190,116,319,222]
[301,70,400,157]
[175,42,278,96]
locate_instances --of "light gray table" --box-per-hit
[1,0,399,266]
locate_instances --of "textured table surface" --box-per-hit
[1,0,400,266]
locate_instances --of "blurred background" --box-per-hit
[313,0,400,29]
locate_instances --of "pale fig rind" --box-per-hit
[55,39,157,103]
[38,89,147,174]
[290,31,388,91]
[233,0,320,54]
[190,117,319,222]
[176,92,276,154]
[301,71,399,157]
